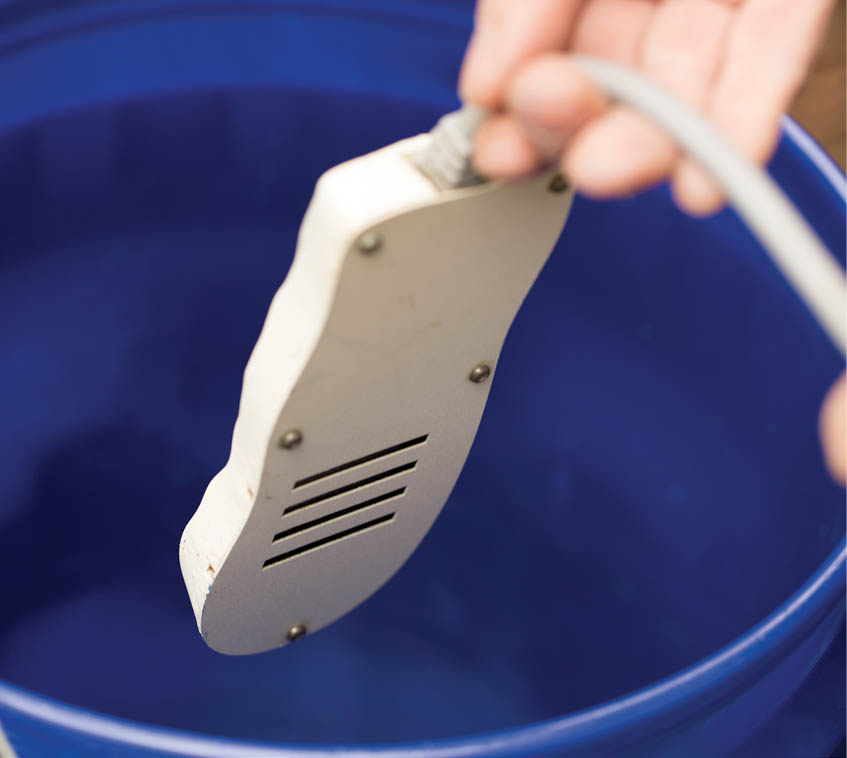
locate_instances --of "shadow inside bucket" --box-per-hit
[0,88,843,744]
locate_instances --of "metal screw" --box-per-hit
[468,363,491,383]
[357,231,382,254]
[286,623,307,642]
[279,428,303,449]
[548,174,568,194]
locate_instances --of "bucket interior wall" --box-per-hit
[0,81,844,746]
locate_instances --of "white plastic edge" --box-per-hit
[0,721,15,758]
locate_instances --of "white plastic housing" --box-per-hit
[180,134,573,655]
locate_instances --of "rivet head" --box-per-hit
[548,174,569,194]
[357,231,382,254]
[468,363,491,383]
[286,623,307,642]
[279,428,303,449]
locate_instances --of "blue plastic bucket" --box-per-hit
[0,2,844,756]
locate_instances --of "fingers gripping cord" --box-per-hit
[416,55,846,355]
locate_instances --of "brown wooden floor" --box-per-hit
[791,0,846,168]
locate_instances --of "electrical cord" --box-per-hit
[418,55,846,356]
[575,55,845,356]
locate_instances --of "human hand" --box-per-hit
[460,0,844,485]
[459,0,835,215]
[820,372,846,485]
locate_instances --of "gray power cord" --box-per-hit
[416,55,846,356]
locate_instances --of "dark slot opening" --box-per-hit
[273,488,405,542]
[263,513,395,569]
[283,461,416,516]
[293,435,428,489]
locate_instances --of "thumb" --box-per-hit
[819,372,846,486]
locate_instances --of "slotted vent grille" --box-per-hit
[263,435,427,569]
[283,461,415,516]
[293,435,428,489]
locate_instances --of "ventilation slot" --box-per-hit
[284,461,416,516]
[263,513,394,569]
[273,488,405,543]
[294,435,428,489]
